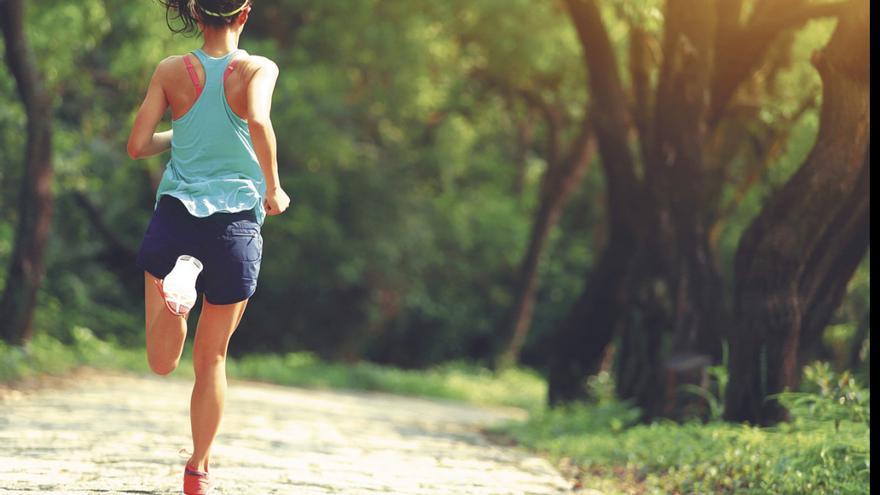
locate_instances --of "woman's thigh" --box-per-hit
[192,297,249,365]
[144,272,165,332]
[144,271,188,374]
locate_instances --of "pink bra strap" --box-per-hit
[183,55,202,97]
[224,58,238,83]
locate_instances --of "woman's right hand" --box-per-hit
[264,186,291,216]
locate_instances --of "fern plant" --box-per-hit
[679,341,730,422]
[774,361,870,431]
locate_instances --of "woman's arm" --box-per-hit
[127,61,172,159]
[247,56,290,216]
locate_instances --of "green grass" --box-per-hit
[225,351,545,410]
[0,327,150,381]
[0,328,546,410]
[488,391,870,494]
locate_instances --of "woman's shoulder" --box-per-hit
[156,54,190,68]
[224,53,279,88]
[235,53,279,74]
[150,54,189,79]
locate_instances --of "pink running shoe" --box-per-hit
[183,462,212,494]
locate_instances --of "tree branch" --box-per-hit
[564,0,640,220]
[708,0,848,127]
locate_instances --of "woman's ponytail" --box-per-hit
[158,0,250,36]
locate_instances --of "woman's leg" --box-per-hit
[187,296,249,472]
[144,271,188,375]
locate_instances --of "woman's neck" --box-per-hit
[200,28,240,57]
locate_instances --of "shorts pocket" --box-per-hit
[222,225,263,262]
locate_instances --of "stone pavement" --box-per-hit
[0,370,574,495]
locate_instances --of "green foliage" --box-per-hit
[0,333,76,381]
[776,362,870,431]
[680,340,730,421]
[491,360,869,494]
[494,397,869,494]
[0,327,149,383]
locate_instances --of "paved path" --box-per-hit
[0,370,573,495]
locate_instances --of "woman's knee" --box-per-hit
[148,355,179,376]
[192,350,226,375]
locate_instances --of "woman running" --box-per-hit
[126,1,289,493]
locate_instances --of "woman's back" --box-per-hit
[162,49,269,122]
[127,0,289,223]
[153,48,267,224]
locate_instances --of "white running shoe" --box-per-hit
[156,255,203,316]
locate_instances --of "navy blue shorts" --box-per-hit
[136,194,263,305]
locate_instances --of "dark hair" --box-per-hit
[159,0,250,36]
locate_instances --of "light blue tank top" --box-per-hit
[155,48,266,226]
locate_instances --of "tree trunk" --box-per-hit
[798,161,870,357]
[612,245,668,419]
[546,0,645,406]
[610,0,725,420]
[0,0,54,345]
[547,226,639,405]
[796,163,869,370]
[648,0,724,361]
[725,0,869,425]
[496,135,595,370]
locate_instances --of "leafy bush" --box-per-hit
[0,328,150,383]
[0,333,79,381]
[776,361,870,430]
[493,362,870,494]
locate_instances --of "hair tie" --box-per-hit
[200,1,249,17]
